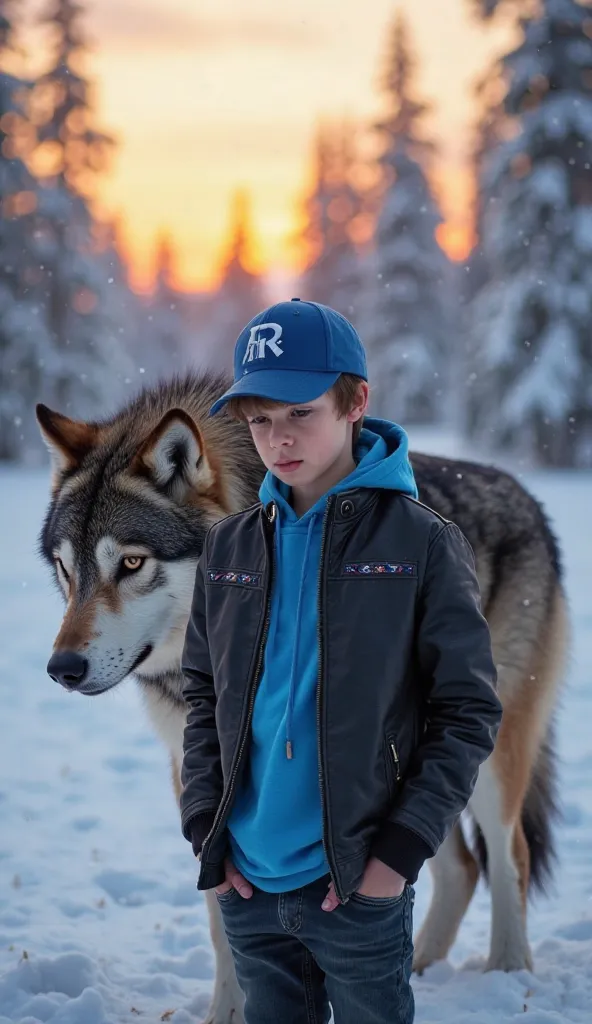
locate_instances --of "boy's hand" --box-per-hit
[321,857,406,912]
[214,857,254,899]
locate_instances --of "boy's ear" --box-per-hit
[347,381,370,422]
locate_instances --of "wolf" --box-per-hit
[36,371,568,1024]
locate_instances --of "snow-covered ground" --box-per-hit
[0,450,591,1023]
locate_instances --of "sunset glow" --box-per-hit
[25,0,516,291]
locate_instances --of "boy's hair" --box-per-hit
[223,373,366,448]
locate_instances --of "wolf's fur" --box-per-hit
[37,372,568,1021]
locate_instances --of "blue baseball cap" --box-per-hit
[208,298,367,416]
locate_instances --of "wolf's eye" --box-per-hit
[55,558,70,582]
[122,556,145,573]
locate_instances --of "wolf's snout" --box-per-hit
[47,650,89,690]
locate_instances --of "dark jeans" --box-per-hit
[216,872,415,1024]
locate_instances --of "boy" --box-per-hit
[180,299,502,1024]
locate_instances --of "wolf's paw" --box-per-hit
[485,948,534,973]
[412,950,438,976]
[412,935,448,976]
[201,1009,244,1024]
[201,985,245,1024]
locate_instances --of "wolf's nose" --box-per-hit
[47,651,89,689]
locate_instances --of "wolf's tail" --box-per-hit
[472,721,561,895]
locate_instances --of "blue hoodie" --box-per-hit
[226,417,418,892]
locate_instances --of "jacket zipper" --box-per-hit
[199,506,276,867]
[317,496,346,902]
[389,741,401,781]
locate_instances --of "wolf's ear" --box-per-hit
[133,409,214,501]
[36,404,99,479]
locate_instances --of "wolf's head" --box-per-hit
[37,373,264,697]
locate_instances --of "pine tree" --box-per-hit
[27,0,132,417]
[97,217,142,371]
[0,2,33,274]
[299,124,333,290]
[472,63,508,255]
[205,190,265,373]
[366,13,453,425]
[0,1,49,459]
[299,122,363,320]
[144,233,187,377]
[457,59,508,429]
[468,0,592,466]
[34,0,112,197]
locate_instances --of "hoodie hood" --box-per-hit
[258,415,418,517]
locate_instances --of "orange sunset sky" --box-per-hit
[24,0,517,292]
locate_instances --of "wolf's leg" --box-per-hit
[468,756,533,972]
[413,823,479,974]
[467,571,568,973]
[202,888,246,1024]
[469,585,568,972]
[170,758,245,1024]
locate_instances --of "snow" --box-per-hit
[1,458,591,1023]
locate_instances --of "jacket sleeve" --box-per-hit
[371,522,503,883]
[179,543,222,854]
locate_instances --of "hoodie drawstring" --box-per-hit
[272,505,318,760]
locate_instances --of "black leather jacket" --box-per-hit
[180,489,502,900]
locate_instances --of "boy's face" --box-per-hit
[246,389,365,488]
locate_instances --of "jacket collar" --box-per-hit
[264,488,381,525]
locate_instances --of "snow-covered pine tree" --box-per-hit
[299,123,333,296]
[457,57,508,432]
[27,0,132,418]
[0,1,33,286]
[299,122,364,321]
[464,60,508,299]
[367,13,453,425]
[204,190,265,373]
[142,233,187,378]
[0,0,50,460]
[468,0,592,467]
[96,217,142,371]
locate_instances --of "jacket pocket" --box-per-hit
[384,735,402,800]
